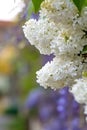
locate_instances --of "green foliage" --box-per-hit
[9,116,26,130]
[82,45,87,54]
[4,106,18,115]
[82,71,87,77]
[32,0,44,13]
[27,0,34,18]
[28,0,44,15]
[72,0,87,12]
[18,46,41,98]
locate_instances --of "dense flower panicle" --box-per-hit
[23,18,59,55]
[70,78,87,119]
[23,0,87,56]
[36,56,83,90]
[23,0,87,119]
[70,78,87,104]
[40,0,78,24]
[50,27,87,56]
[23,0,87,85]
[23,17,87,56]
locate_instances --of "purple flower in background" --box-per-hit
[24,88,44,109]
[70,117,81,130]
[30,13,39,20]
[24,87,87,130]
[43,118,62,130]
[38,103,57,122]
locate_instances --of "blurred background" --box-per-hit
[0,0,87,130]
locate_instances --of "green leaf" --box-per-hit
[18,46,41,98]
[72,0,87,12]
[82,71,87,77]
[27,0,34,19]
[32,0,44,13]
[82,45,87,54]
[9,116,26,130]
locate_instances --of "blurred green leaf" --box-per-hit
[9,116,26,130]
[32,0,44,13]
[18,46,41,97]
[4,106,18,116]
[73,0,87,12]
[82,45,87,54]
[27,0,34,19]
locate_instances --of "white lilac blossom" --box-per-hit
[40,0,78,25]
[23,0,87,85]
[50,26,87,56]
[23,18,59,55]
[70,77,87,119]
[36,56,83,90]
[23,0,87,56]
[23,17,87,56]
[23,0,87,119]
[70,78,87,104]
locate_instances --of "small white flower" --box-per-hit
[36,56,83,90]
[23,18,58,55]
[50,26,87,56]
[40,0,78,25]
[70,78,87,104]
